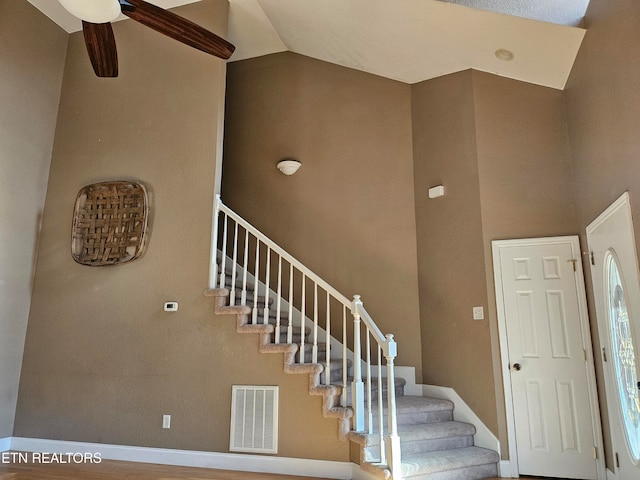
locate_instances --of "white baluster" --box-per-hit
[230,221,239,306]
[342,305,347,408]
[351,295,365,432]
[300,274,306,364]
[377,344,386,464]
[218,214,228,289]
[241,228,249,305]
[385,334,401,480]
[263,247,271,325]
[312,283,318,364]
[366,330,372,434]
[210,194,222,289]
[252,241,260,324]
[275,257,282,344]
[287,264,293,344]
[325,293,331,386]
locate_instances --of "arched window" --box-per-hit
[606,251,640,462]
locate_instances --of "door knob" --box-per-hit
[512,363,521,371]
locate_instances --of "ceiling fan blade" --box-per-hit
[120,0,235,60]
[82,21,119,77]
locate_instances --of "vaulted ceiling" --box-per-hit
[27,0,590,89]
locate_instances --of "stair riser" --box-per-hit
[403,463,498,480]
[403,435,474,455]
[323,368,352,384]
[243,313,293,328]
[406,410,452,425]
[345,385,406,405]
[374,409,453,427]
[235,296,272,308]
[271,332,311,344]
[363,435,474,462]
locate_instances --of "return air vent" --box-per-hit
[230,385,279,454]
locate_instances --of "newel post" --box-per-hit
[385,334,402,479]
[210,194,222,289]
[351,295,365,432]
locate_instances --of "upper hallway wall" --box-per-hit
[565,0,640,233]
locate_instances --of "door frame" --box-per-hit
[492,236,606,479]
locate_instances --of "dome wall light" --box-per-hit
[428,185,445,199]
[277,159,302,176]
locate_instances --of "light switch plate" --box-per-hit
[473,306,484,320]
[163,415,171,429]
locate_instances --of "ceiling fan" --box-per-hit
[58,0,235,77]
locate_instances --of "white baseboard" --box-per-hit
[421,384,500,455]
[9,438,353,479]
[351,465,383,480]
[498,460,513,478]
[394,366,422,396]
[0,438,10,452]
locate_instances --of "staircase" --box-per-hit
[206,195,499,479]
[349,396,499,479]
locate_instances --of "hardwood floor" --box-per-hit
[0,457,334,480]
[0,456,578,480]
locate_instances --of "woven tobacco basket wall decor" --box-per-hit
[71,181,149,266]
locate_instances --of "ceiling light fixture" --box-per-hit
[58,0,121,23]
[277,159,302,176]
[495,48,515,61]
[495,48,515,62]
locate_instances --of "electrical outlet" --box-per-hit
[472,306,484,320]
[162,414,171,429]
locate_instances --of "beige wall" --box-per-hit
[0,0,67,438]
[223,52,423,380]
[564,0,640,468]
[411,70,577,447]
[565,0,640,231]
[473,71,578,453]
[14,2,347,461]
[411,71,496,433]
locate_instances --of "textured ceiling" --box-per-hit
[437,0,589,27]
[27,0,590,89]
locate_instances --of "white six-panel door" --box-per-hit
[493,237,604,479]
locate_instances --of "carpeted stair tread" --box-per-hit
[400,446,499,478]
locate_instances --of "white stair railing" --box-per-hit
[210,195,402,479]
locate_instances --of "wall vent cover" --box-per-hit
[230,385,279,454]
